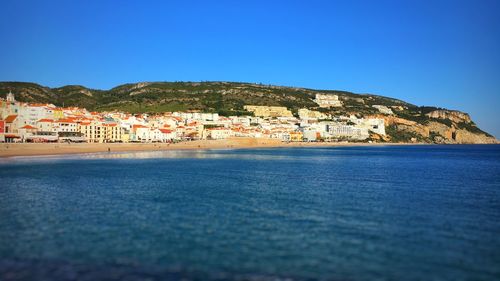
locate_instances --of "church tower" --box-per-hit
[6,91,15,103]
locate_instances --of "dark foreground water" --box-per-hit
[0,145,499,281]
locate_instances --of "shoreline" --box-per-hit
[0,138,424,158]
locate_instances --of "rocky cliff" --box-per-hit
[425,110,472,124]
[379,109,497,144]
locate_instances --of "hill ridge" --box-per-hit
[0,80,497,144]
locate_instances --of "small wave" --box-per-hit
[0,258,331,281]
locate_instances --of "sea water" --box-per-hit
[0,145,499,280]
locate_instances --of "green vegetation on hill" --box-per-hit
[456,121,493,137]
[0,81,412,114]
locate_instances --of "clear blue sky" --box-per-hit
[1,0,499,137]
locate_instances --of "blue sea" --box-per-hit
[1,145,499,281]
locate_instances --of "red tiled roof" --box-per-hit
[38,118,54,123]
[207,127,229,131]
[57,118,76,123]
[132,124,148,129]
[20,125,37,130]
[159,129,173,134]
[5,115,17,123]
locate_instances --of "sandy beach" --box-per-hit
[0,138,406,158]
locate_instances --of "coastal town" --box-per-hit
[0,91,387,144]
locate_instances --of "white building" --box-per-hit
[298,108,328,120]
[53,119,78,133]
[326,124,369,140]
[133,126,152,142]
[349,118,386,136]
[18,125,37,142]
[372,105,393,115]
[36,119,55,132]
[314,94,343,107]
[156,129,177,142]
[358,118,386,135]
[206,128,233,139]
[19,104,55,126]
[302,128,318,142]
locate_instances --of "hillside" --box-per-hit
[0,81,497,144]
